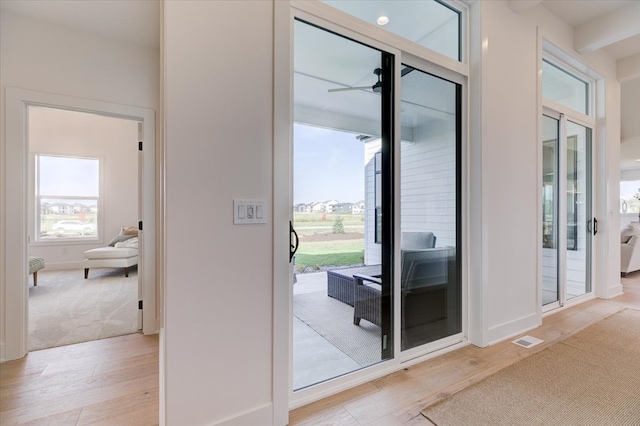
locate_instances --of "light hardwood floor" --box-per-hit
[1,274,638,425]
[0,333,158,425]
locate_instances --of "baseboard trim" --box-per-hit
[607,284,624,299]
[211,403,273,426]
[486,312,540,346]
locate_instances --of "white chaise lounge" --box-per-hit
[84,233,138,279]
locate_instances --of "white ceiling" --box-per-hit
[540,0,640,64]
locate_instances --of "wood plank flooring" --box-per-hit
[1,273,638,425]
[0,333,158,425]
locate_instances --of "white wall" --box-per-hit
[0,12,158,358]
[471,1,620,345]
[27,107,138,270]
[163,1,274,424]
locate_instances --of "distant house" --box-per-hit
[51,203,73,214]
[294,203,312,213]
[333,203,353,214]
[351,201,364,214]
[323,200,338,213]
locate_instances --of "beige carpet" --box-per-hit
[29,268,139,351]
[422,309,640,426]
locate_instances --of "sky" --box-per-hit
[294,123,365,204]
[39,155,99,196]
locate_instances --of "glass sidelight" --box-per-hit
[542,115,560,306]
[565,121,592,300]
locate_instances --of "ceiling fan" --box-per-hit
[327,67,414,93]
[328,68,383,93]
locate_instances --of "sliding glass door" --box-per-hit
[288,2,466,395]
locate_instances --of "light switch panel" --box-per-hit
[234,200,267,224]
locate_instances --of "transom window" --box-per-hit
[542,58,590,115]
[321,0,462,62]
[35,154,100,241]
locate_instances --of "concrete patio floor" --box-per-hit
[293,271,364,390]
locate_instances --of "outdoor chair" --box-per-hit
[327,231,436,306]
[353,247,456,343]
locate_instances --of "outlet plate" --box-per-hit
[234,199,267,224]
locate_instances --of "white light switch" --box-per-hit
[234,200,267,224]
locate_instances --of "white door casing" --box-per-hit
[2,88,157,362]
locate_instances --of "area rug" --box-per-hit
[29,269,139,351]
[294,290,382,366]
[422,308,640,426]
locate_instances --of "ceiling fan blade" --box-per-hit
[328,86,371,93]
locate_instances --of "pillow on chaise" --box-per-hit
[114,237,138,249]
[120,226,139,236]
[108,234,134,247]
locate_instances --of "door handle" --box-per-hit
[289,221,299,263]
[593,217,598,235]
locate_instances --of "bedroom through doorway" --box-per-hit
[27,106,141,351]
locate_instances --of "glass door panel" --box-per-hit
[565,121,592,300]
[541,115,593,309]
[399,66,461,351]
[542,115,560,306]
[292,19,392,390]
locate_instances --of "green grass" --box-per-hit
[295,252,363,268]
[295,239,364,269]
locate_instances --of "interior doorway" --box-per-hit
[3,88,156,362]
[27,106,141,351]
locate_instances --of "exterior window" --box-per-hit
[36,154,99,241]
[322,0,462,62]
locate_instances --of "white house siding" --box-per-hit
[400,119,457,248]
[364,118,456,265]
[364,139,382,265]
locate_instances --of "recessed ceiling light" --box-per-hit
[376,16,389,26]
